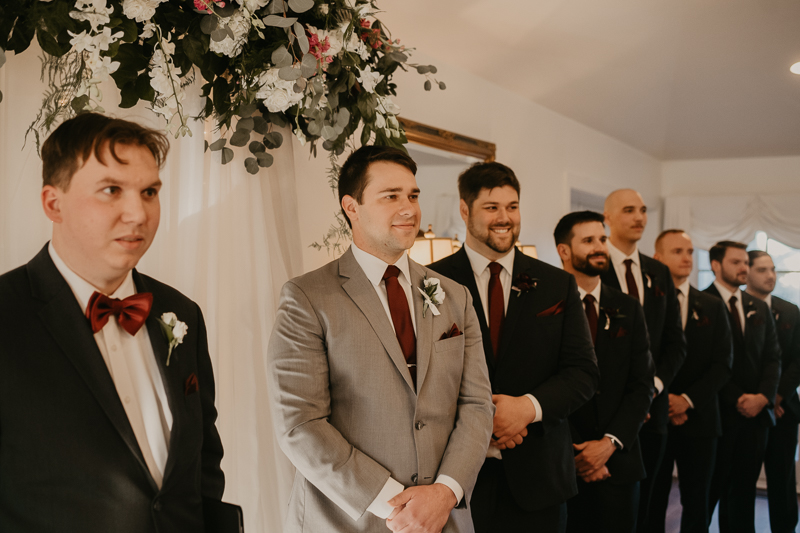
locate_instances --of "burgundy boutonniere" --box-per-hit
[601,307,626,331]
[781,322,793,331]
[610,326,628,338]
[654,286,665,297]
[691,306,710,327]
[511,273,538,298]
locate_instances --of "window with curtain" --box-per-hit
[696,231,800,306]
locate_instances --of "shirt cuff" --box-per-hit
[435,475,464,506]
[367,477,405,519]
[604,433,623,451]
[654,376,664,395]
[525,394,543,423]
[681,393,694,409]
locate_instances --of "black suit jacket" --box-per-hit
[704,284,781,428]
[429,247,599,511]
[601,252,687,433]
[668,287,732,438]
[771,295,800,420]
[569,284,655,485]
[0,245,225,532]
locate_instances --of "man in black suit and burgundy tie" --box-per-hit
[646,230,733,533]
[746,250,800,533]
[600,189,687,532]
[704,241,781,533]
[553,211,654,533]
[0,113,226,532]
[429,162,599,533]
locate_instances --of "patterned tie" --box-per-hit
[383,266,417,386]
[729,295,743,335]
[583,294,598,346]
[488,262,505,359]
[623,258,639,300]
[86,291,153,335]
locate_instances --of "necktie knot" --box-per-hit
[86,291,153,336]
[489,262,503,277]
[383,265,401,281]
[729,295,738,306]
[624,258,634,268]
[583,294,596,305]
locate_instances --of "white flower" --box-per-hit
[374,113,386,129]
[70,0,114,31]
[345,32,371,61]
[159,312,188,365]
[357,65,383,93]
[419,276,445,317]
[307,25,344,57]
[255,68,304,112]
[209,8,251,57]
[68,30,95,53]
[377,95,400,115]
[172,321,188,341]
[243,0,270,11]
[141,21,157,39]
[94,26,124,52]
[86,54,120,78]
[122,0,161,23]
[161,312,177,324]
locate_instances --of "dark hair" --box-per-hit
[709,241,747,264]
[553,211,605,246]
[337,145,417,228]
[41,113,169,190]
[655,229,687,251]
[748,250,770,266]
[457,162,520,210]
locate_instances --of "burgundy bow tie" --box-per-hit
[86,291,153,336]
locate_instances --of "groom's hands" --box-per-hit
[386,484,457,532]
[490,394,536,448]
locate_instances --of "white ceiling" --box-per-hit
[381,0,800,160]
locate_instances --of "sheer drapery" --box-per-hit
[1,45,298,532]
[664,194,800,251]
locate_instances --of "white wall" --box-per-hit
[297,51,663,272]
[662,156,800,197]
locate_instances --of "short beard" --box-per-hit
[469,219,520,255]
[572,253,609,277]
[722,270,746,288]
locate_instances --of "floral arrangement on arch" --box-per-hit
[0,0,444,172]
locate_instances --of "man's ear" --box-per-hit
[556,243,570,264]
[342,195,358,224]
[41,185,63,223]
[710,259,721,276]
[459,199,469,224]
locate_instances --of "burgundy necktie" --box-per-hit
[86,291,153,336]
[383,266,417,386]
[488,262,505,359]
[729,295,743,335]
[623,259,639,300]
[583,294,598,346]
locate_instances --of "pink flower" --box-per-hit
[194,0,225,13]
[359,19,371,29]
[307,30,331,62]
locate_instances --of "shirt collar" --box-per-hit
[607,240,639,267]
[464,242,516,278]
[765,294,773,309]
[713,280,741,304]
[577,279,602,303]
[676,279,691,298]
[48,242,136,312]
[350,242,412,287]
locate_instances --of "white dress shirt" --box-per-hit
[577,281,623,450]
[463,244,542,461]
[713,280,745,335]
[349,243,463,518]
[607,240,663,395]
[675,280,695,409]
[49,243,172,488]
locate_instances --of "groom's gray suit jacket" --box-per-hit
[268,247,494,532]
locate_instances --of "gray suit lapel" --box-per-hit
[339,248,416,392]
[409,259,433,392]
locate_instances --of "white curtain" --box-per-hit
[664,194,800,250]
[1,44,299,532]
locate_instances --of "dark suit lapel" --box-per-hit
[497,250,532,363]
[29,248,152,487]
[339,248,416,392]
[446,248,494,370]
[134,271,184,485]
[603,262,622,291]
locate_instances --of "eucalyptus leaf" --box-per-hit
[268,0,286,14]
[262,15,297,28]
[336,108,350,128]
[216,2,237,17]
[209,138,227,151]
[307,120,321,136]
[428,65,438,74]
[360,125,371,146]
[238,102,258,117]
[322,140,335,151]
[271,45,293,68]
[230,130,250,147]
[295,77,307,90]
[424,80,432,91]
[294,22,309,55]
[211,27,229,43]
[221,147,234,164]
[225,26,235,40]
[293,83,303,94]
[236,117,255,132]
[263,132,283,148]
[327,92,339,109]
[278,65,302,81]
[320,125,337,141]
[200,15,218,35]
[244,157,260,174]
[204,140,209,152]
[415,65,429,74]
[249,141,266,153]
[288,0,314,13]
[300,53,317,77]
[268,113,289,128]
[438,81,446,90]
[252,116,268,134]
[311,79,323,93]
[387,51,407,63]
[256,151,274,167]
[333,123,344,135]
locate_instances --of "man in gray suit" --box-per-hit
[268,146,494,533]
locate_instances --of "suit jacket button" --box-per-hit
[153,501,163,512]
[415,421,425,430]
[411,474,418,484]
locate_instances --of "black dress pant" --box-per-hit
[635,430,667,533]
[471,458,567,533]
[709,415,769,533]
[566,478,640,533]
[764,411,799,533]
[646,425,717,533]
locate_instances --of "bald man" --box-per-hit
[600,190,687,533]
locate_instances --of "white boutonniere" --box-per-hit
[746,310,757,319]
[418,277,445,318]
[692,310,700,321]
[645,273,652,288]
[158,312,188,366]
